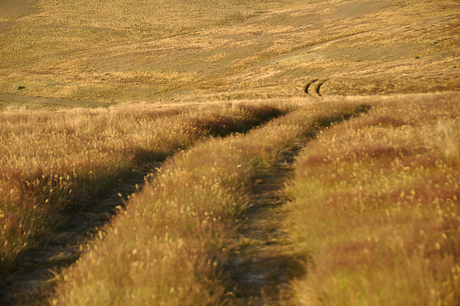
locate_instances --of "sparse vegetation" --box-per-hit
[1,0,459,105]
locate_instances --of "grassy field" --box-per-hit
[1,0,460,304]
[1,0,459,106]
[49,102,370,305]
[285,93,460,305]
[0,101,291,303]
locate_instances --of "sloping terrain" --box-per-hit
[1,0,459,107]
[0,0,459,305]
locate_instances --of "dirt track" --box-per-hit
[1,0,460,304]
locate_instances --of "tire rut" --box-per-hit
[224,146,305,306]
[0,169,153,306]
[305,79,327,97]
[0,109,286,305]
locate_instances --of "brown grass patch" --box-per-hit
[48,101,369,305]
[0,101,290,304]
[285,92,460,305]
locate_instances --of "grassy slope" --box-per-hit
[0,0,459,106]
[0,0,459,305]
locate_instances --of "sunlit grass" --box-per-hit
[0,101,288,279]
[1,0,458,104]
[1,0,459,304]
[49,101,369,305]
[284,92,460,305]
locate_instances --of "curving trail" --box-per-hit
[305,79,328,97]
[304,79,319,96]
[0,104,289,305]
[224,146,305,305]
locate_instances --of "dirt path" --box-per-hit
[0,169,152,305]
[224,146,304,305]
[0,108,294,305]
[305,79,328,97]
[2,146,304,306]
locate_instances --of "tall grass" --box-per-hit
[284,93,460,305]
[0,102,287,282]
[49,100,369,305]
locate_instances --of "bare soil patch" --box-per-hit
[0,94,112,110]
[224,148,304,305]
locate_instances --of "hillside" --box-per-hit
[0,0,459,305]
[1,0,459,107]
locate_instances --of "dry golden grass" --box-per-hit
[49,101,369,305]
[284,92,460,305]
[0,0,459,304]
[0,101,288,289]
[1,0,458,105]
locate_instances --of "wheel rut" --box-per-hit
[224,146,305,305]
[305,79,327,97]
[304,79,319,96]
[0,110,287,305]
[0,168,153,305]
